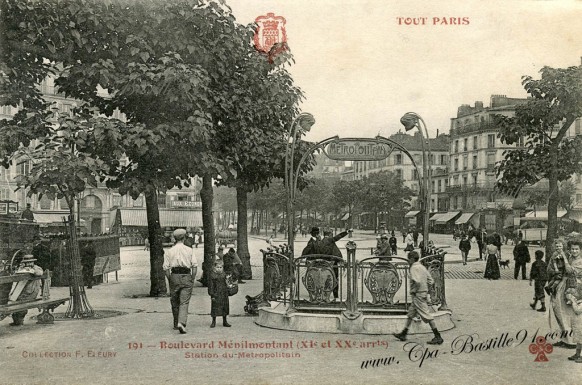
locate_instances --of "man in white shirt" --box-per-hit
[393,251,443,345]
[163,228,198,334]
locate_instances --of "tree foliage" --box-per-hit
[496,63,582,255]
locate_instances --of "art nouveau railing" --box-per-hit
[245,241,448,315]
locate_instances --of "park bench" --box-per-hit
[0,270,69,325]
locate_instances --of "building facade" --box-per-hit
[0,76,203,236]
[352,131,450,212]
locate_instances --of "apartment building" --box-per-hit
[0,77,203,237]
[448,95,582,230]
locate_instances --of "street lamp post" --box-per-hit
[400,112,432,251]
[284,113,315,258]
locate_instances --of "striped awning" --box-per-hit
[118,209,202,227]
[435,211,461,224]
[455,212,476,225]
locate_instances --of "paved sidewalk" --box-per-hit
[1,243,577,385]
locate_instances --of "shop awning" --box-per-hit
[340,213,350,221]
[429,212,447,222]
[118,209,202,228]
[435,211,461,224]
[524,210,567,219]
[33,212,85,226]
[405,210,421,218]
[455,212,476,225]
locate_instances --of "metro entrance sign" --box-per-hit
[323,138,395,161]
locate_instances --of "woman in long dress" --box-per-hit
[548,240,582,349]
[484,236,500,280]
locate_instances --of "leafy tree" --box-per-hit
[524,189,548,217]
[0,0,279,290]
[12,109,125,318]
[558,180,576,212]
[358,171,414,230]
[496,63,582,256]
[331,179,365,228]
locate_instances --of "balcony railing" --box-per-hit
[450,121,496,136]
[446,182,495,193]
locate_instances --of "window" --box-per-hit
[472,155,478,169]
[487,134,496,148]
[411,170,418,180]
[39,196,52,210]
[473,136,478,149]
[395,169,403,179]
[440,155,447,165]
[454,158,459,171]
[455,140,459,153]
[453,175,459,185]
[438,180,442,192]
[18,161,30,176]
[463,138,468,151]
[444,179,449,189]
[430,154,435,164]
[463,175,468,186]
[463,155,468,170]
[575,118,581,135]
[473,174,478,186]
[0,188,9,200]
[432,181,436,193]
[486,152,496,172]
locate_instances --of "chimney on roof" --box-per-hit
[436,129,439,137]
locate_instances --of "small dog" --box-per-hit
[499,259,510,269]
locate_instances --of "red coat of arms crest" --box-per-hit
[254,13,287,55]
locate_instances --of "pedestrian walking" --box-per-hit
[144,237,150,251]
[512,238,530,280]
[163,228,198,334]
[484,236,501,280]
[529,250,547,312]
[389,231,398,256]
[412,228,419,248]
[458,234,471,265]
[393,251,444,345]
[404,231,414,252]
[208,261,231,328]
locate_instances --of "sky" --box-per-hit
[227,0,582,142]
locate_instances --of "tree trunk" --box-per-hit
[145,189,166,297]
[200,174,215,287]
[546,146,560,256]
[236,186,252,280]
[65,200,94,318]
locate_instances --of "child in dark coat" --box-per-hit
[529,250,548,312]
[208,261,231,328]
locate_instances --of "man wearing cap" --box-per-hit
[163,228,198,334]
[9,255,44,326]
